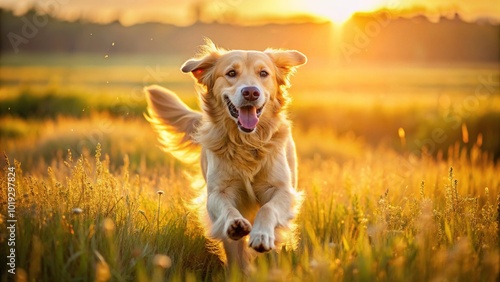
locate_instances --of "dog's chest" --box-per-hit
[250,148,259,159]
[228,147,266,177]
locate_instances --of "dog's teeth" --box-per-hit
[256,107,263,117]
[224,96,239,119]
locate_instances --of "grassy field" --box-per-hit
[0,55,499,281]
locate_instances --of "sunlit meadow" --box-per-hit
[0,53,499,281]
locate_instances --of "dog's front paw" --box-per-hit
[227,217,252,240]
[249,230,275,252]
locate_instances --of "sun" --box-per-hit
[311,2,360,24]
[302,0,384,25]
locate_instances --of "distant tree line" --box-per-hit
[1,9,499,63]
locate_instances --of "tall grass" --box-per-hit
[1,136,498,281]
[0,61,498,280]
[0,145,223,281]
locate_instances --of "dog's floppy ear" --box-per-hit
[265,49,307,87]
[181,55,218,85]
[181,40,223,86]
[266,50,307,69]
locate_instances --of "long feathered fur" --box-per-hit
[144,85,202,164]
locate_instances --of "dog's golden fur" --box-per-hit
[145,40,306,273]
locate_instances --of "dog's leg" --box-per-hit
[207,190,252,240]
[205,150,253,241]
[286,135,298,189]
[248,188,295,252]
[249,151,297,252]
[223,238,255,276]
[208,189,256,273]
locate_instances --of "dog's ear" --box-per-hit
[181,40,223,86]
[181,54,218,85]
[266,50,307,69]
[265,49,307,87]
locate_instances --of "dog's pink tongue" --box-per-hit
[238,106,259,129]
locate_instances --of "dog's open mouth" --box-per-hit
[224,96,263,133]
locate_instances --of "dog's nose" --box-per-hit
[241,86,260,101]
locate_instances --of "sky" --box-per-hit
[0,0,499,26]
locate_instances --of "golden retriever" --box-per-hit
[144,40,306,273]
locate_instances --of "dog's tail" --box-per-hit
[144,85,202,164]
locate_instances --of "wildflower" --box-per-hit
[153,254,172,269]
[461,123,469,144]
[398,127,406,147]
[15,268,28,282]
[152,254,171,282]
[72,208,83,215]
[132,248,142,258]
[95,260,111,282]
[102,218,115,238]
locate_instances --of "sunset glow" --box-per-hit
[0,0,499,26]
[301,0,385,24]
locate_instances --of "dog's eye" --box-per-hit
[260,70,269,78]
[226,70,237,77]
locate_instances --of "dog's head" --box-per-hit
[181,40,306,134]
